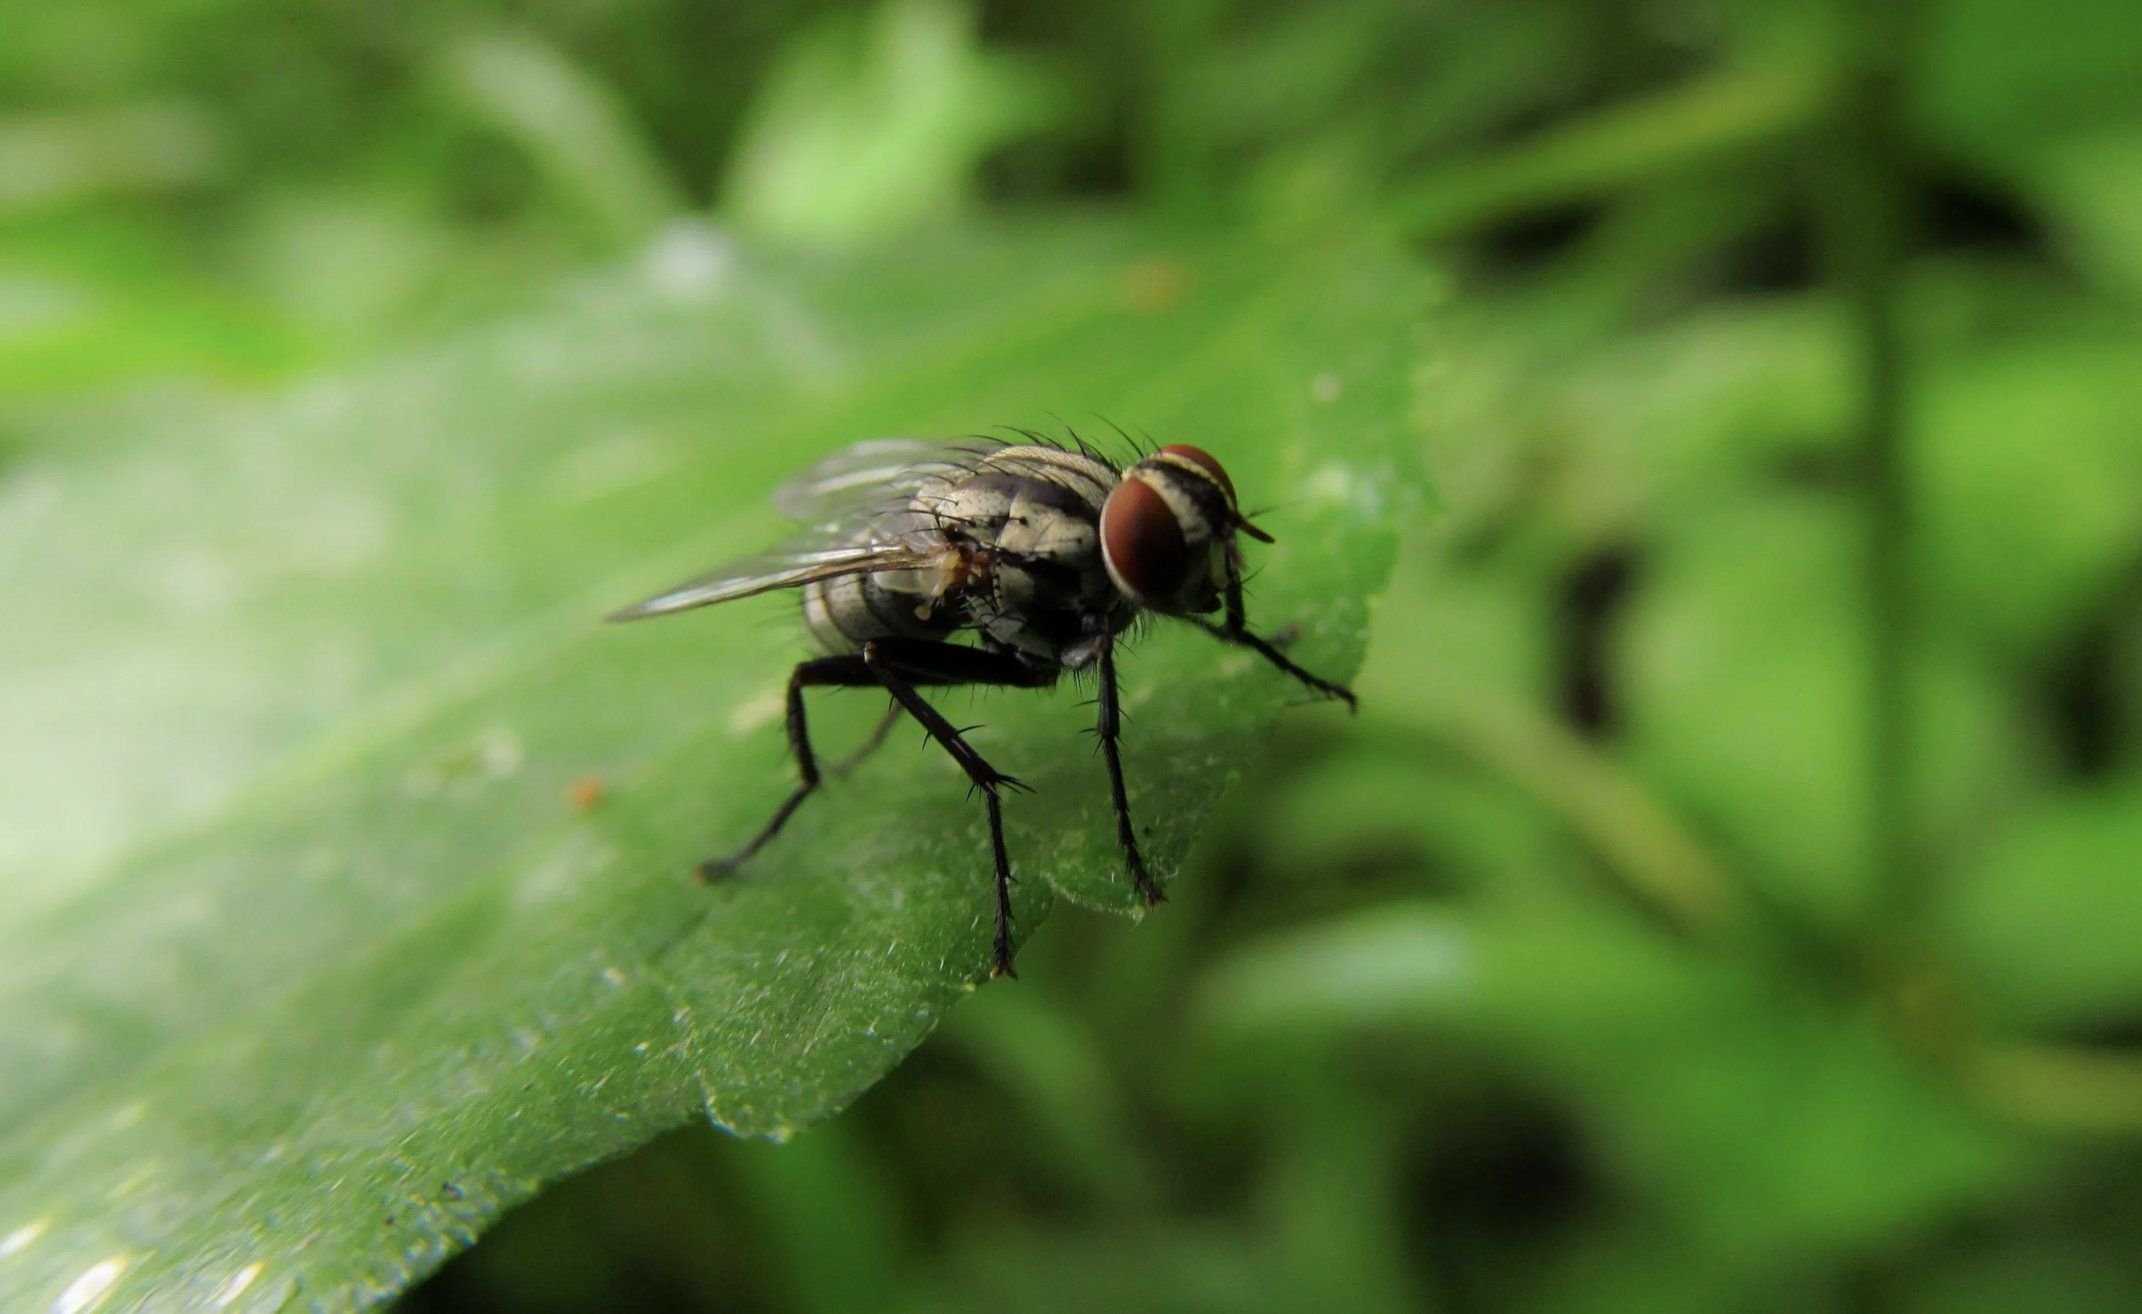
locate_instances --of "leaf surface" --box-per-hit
[0,222,1422,1310]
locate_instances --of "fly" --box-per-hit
[608,432,1355,977]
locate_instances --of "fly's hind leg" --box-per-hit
[698,654,878,880]
[825,700,901,777]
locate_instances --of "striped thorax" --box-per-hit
[804,444,1133,668]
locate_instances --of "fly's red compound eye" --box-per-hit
[1157,443,1235,505]
[1100,476,1191,603]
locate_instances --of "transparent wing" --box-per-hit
[606,539,945,622]
[770,437,1004,525]
[609,437,1002,622]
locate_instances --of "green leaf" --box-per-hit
[0,222,1422,1309]
[434,28,687,249]
[1194,905,2019,1291]
[1918,0,2142,166]
[722,0,1069,243]
[1912,322,2142,663]
[1940,772,2142,1029]
[1612,492,2037,925]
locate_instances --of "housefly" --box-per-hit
[608,432,1354,977]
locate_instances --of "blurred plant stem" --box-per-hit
[1384,694,2142,1141]
[1965,1042,2142,1137]
[718,1123,910,1314]
[1367,701,1744,939]
[437,29,687,249]
[1260,1071,1429,1314]
[1812,5,1922,971]
[940,988,1167,1212]
[1387,60,1826,245]
[0,104,227,211]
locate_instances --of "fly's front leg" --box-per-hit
[1095,636,1164,906]
[860,639,1053,978]
[1191,574,1358,711]
[698,654,875,880]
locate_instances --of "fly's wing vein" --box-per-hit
[771,437,1005,526]
[610,437,1006,622]
[606,541,947,621]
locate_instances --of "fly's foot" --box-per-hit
[1319,679,1360,714]
[1128,856,1166,907]
[1270,627,1358,710]
[695,854,745,883]
[968,768,1032,798]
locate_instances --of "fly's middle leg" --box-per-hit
[1095,636,1163,906]
[697,654,873,880]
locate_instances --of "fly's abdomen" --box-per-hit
[802,569,960,654]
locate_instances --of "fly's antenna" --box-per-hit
[1239,495,1313,524]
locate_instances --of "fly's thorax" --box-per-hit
[931,448,1109,528]
[934,446,1129,665]
[1099,444,1240,614]
[931,448,1111,572]
[973,445,1120,505]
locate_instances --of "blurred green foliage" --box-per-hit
[4,0,2142,1309]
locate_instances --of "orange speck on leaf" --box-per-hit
[1120,258,1189,314]
[565,774,607,812]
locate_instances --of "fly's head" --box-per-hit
[1099,444,1271,616]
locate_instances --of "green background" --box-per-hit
[3,0,2140,1310]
